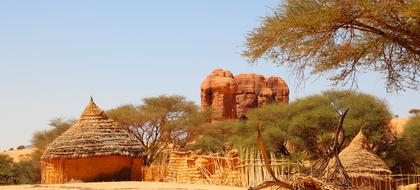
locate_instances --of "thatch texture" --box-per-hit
[328,131,392,179]
[41,98,145,160]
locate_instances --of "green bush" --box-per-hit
[188,120,240,155]
[0,155,35,185]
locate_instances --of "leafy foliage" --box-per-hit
[0,155,15,184]
[107,95,204,165]
[244,0,420,91]
[0,155,35,185]
[188,120,239,155]
[232,104,290,156]
[404,116,420,155]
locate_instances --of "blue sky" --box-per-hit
[0,1,418,150]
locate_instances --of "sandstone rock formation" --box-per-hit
[201,68,237,120]
[201,68,289,120]
[234,74,266,118]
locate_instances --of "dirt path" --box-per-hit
[0,182,247,190]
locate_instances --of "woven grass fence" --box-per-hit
[144,150,299,187]
[237,150,301,187]
[143,150,419,189]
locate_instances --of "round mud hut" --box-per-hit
[41,98,145,184]
[328,131,392,189]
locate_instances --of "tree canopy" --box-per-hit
[244,0,420,91]
[107,95,204,165]
[234,90,392,160]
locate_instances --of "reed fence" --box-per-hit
[144,150,419,189]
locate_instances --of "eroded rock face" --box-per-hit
[201,68,237,120]
[235,74,266,118]
[201,68,289,120]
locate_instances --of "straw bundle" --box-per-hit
[41,98,145,160]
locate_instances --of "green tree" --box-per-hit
[189,120,240,155]
[0,155,15,184]
[231,90,392,161]
[404,116,420,155]
[232,103,290,156]
[288,91,391,159]
[0,155,35,185]
[244,0,420,91]
[12,161,36,184]
[107,95,200,165]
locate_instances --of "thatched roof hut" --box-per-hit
[41,98,145,184]
[329,131,392,189]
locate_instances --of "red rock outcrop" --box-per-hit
[201,69,289,120]
[235,74,266,117]
[201,69,237,120]
[266,76,289,104]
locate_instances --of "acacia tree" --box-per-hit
[232,90,392,161]
[107,95,201,165]
[244,0,419,91]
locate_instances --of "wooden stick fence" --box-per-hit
[145,150,419,189]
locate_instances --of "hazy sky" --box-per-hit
[0,1,418,150]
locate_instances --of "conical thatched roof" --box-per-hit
[41,98,145,160]
[329,131,392,179]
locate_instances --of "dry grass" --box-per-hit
[42,99,145,160]
[1,148,35,162]
[0,181,247,190]
[327,131,392,179]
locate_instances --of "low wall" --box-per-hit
[41,156,143,184]
[144,151,241,186]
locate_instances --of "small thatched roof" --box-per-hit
[41,98,145,160]
[328,131,392,179]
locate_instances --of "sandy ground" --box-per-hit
[0,182,247,190]
[0,148,35,162]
